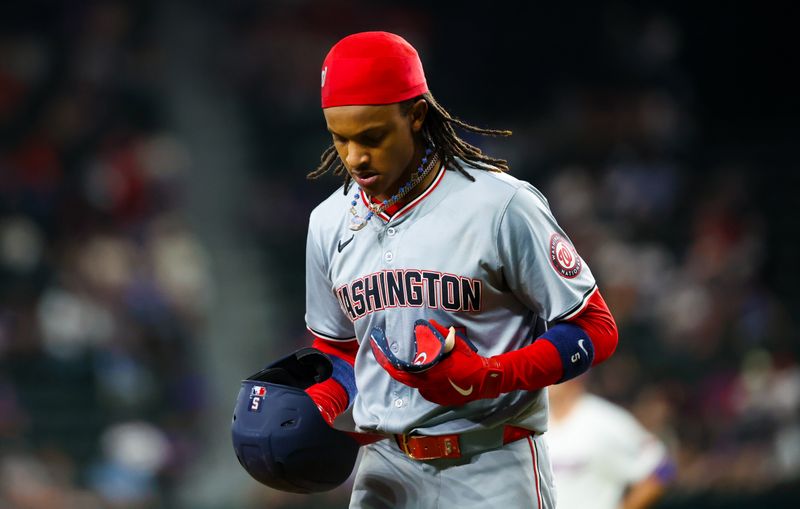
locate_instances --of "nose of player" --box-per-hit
[345,143,370,172]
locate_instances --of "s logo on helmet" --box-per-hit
[549,233,582,279]
[249,385,266,412]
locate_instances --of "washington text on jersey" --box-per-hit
[336,269,482,321]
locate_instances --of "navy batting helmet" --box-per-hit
[231,348,360,493]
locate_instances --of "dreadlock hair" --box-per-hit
[307,92,512,193]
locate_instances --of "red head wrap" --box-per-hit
[320,31,429,108]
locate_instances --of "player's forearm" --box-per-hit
[307,336,385,445]
[618,475,667,509]
[306,377,349,425]
[494,289,618,393]
[310,337,359,394]
[306,336,358,420]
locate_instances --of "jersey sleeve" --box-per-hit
[497,183,597,322]
[599,406,669,485]
[304,216,356,341]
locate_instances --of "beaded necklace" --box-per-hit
[348,148,439,231]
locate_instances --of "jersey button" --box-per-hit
[390,342,399,353]
[386,227,396,237]
[384,251,394,263]
[393,398,404,408]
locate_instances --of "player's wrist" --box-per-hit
[306,378,349,426]
[540,322,594,383]
[481,357,505,398]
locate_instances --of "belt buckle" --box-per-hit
[398,433,461,461]
[398,433,413,458]
[442,436,456,457]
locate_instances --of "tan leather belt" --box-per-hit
[395,425,534,461]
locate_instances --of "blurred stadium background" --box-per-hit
[1,1,798,508]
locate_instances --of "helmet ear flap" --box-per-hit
[231,349,359,493]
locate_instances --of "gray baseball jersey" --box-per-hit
[305,162,597,436]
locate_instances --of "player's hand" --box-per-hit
[305,381,384,445]
[370,319,505,406]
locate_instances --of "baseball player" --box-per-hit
[547,378,675,509]
[301,31,619,508]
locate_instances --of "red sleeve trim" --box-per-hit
[306,326,357,342]
[564,289,618,365]
[311,335,359,366]
[558,285,598,320]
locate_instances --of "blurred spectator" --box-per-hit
[548,377,676,509]
[1,2,209,508]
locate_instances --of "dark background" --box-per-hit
[1,1,798,508]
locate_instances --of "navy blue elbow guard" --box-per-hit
[541,322,595,383]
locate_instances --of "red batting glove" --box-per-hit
[374,320,505,406]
